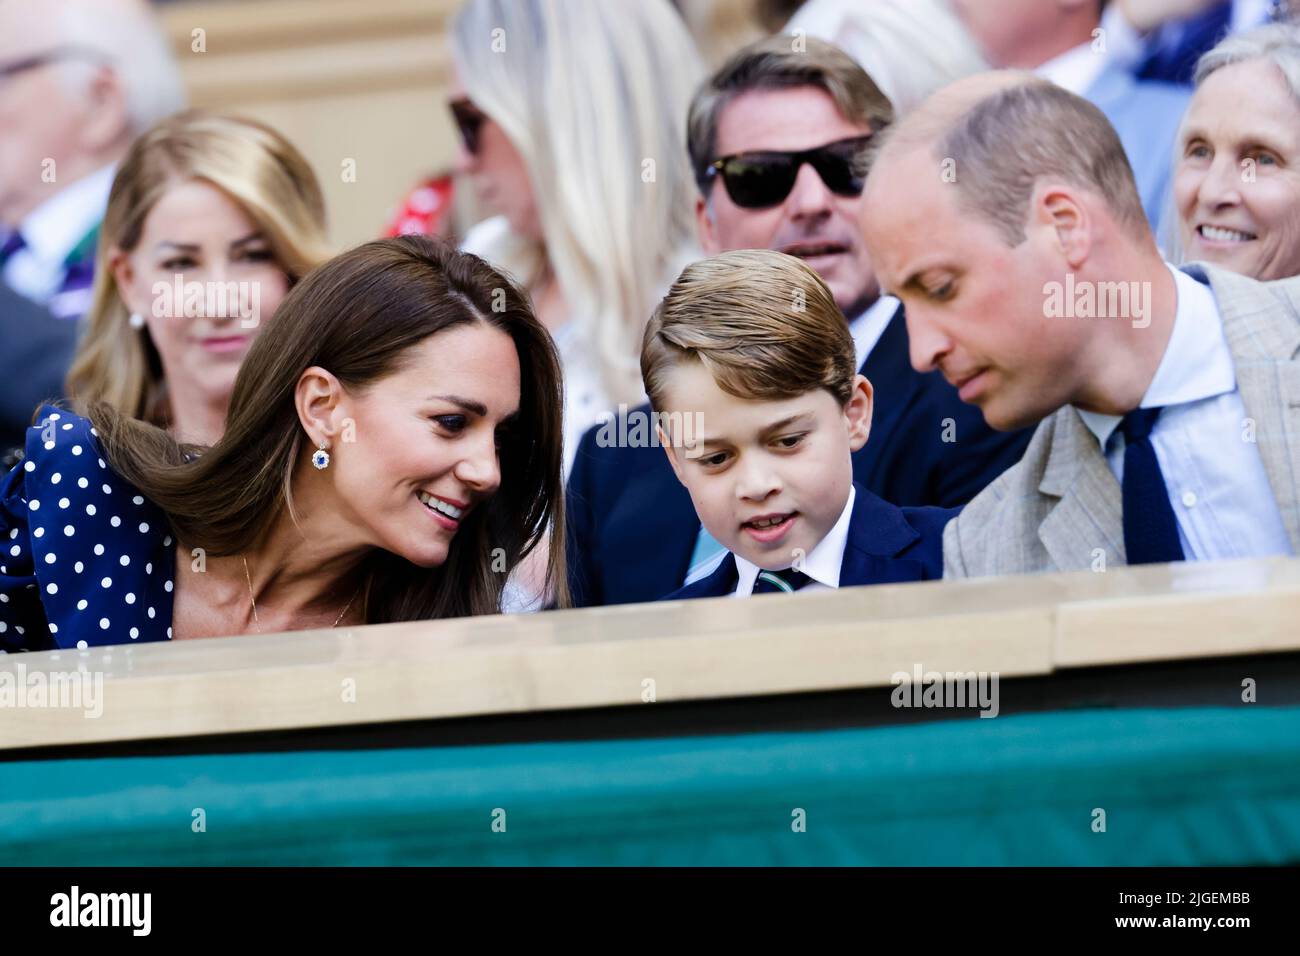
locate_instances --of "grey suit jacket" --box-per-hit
[944,263,1300,577]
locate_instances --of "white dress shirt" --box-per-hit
[731,486,856,597]
[3,163,114,306]
[1075,265,1293,561]
[848,294,899,373]
[1036,38,1111,96]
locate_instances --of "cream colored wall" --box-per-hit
[155,0,770,251]
[158,0,461,250]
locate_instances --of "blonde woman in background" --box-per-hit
[66,111,331,446]
[448,0,704,478]
[787,0,989,116]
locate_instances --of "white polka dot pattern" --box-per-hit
[0,405,178,651]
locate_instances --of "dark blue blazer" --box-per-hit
[0,282,78,453]
[661,484,953,601]
[565,304,1031,607]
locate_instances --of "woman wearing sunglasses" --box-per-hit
[447,0,704,480]
[446,0,705,609]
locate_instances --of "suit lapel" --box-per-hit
[1037,409,1126,570]
[1197,264,1300,552]
[837,485,924,585]
[693,552,739,598]
[856,307,921,484]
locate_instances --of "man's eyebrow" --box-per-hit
[429,394,488,417]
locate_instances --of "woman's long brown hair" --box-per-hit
[85,235,568,619]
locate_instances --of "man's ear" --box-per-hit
[82,65,131,153]
[1033,182,1091,269]
[695,194,721,255]
[657,424,689,487]
[295,366,348,449]
[844,374,873,452]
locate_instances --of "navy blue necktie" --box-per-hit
[0,230,24,265]
[1120,407,1185,565]
[751,566,813,594]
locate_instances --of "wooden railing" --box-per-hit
[3,557,1297,750]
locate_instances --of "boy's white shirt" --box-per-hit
[730,486,856,597]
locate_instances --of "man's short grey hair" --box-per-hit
[879,78,1148,247]
[686,34,894,196]
[1195,22,1300,103]
[54,0,186,133]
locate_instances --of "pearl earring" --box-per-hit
[311,442,331,470]
[128,312,145,329]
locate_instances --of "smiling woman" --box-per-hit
[64,111,332,446]
[0,236,566,650]
[1172,24,1300,281]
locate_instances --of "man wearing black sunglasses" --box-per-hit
[565,35,1032,608]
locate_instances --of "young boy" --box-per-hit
[644,249,958,600]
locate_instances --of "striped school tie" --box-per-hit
[751,566,813,594]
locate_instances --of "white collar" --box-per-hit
[1076,264,1237,450]
[846,295,899,371]
[733,485,856,594]
[17,164,116,267]
[1035,39,1109,96]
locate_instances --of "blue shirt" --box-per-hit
[1076,266,1293,562]
[0,405,177,652]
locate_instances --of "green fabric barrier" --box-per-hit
[1,706,1298,865]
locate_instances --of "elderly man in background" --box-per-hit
[0,0,183,449]
[861,73,1299,577]
[949,0,1190,237]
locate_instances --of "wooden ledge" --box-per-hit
[2,557,1297,750]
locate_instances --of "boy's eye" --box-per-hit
[695,451,729,467]
[928,281,954,301]
[774,433,806,450]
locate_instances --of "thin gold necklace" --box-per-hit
[241,556,360,633]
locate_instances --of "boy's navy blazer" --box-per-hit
[660,483,954,601]
[565,304,1030,607]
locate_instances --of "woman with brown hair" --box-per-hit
[0,236,566,651]
[65,110,331,445]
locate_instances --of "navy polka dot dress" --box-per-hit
[0,405,177,652]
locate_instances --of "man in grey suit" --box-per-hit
[860,72,1298,576]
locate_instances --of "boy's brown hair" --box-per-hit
[641,249,856,412]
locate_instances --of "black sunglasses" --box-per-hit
[705,135,874,209]
[449,97,488,156]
